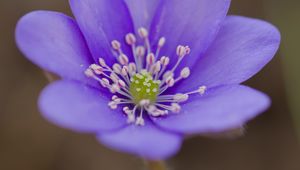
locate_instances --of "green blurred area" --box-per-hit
[0,0,300,170]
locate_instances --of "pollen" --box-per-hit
[129,71,160,105]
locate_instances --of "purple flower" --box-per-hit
[16,0,280,160]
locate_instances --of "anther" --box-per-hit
[138,27,148,38]
[185,46,191,54]
[118,54,129,65]
[136,46,145,57]
[113,63,122,74]
[174,93,189,102]
[112,95,119,101]
[110,73,119,83]
[110,84,120,93]
[90,64,103,75]
[151,62,161,74]
[125,33,136,45]
[166,76,175,87]
[160,56,170,66]
[176,45,187,58]
[135,117,145,126]
[146,53,155,65]
[198,86,207,95]
[99,58,107,67]
[100,78,110,87]
[108,101,118,109]
[84,68,95,77]
[158,37,166,47]
[121,66,129,76]
[118,80,126,88]
[180,67,190,78]
[128,63,137,75]
[111,40,121,50]
[163,71,174,80]
[171,103,181,113]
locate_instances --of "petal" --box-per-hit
[97,120,182,160]
[176,16,281,91]
[69,0,134,64]
[39,80,127,133]
[125,0,161,31]
[152,85,270,134]
[16,11,96,86]
[150,0,230,71]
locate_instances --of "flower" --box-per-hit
[15,0,280,160]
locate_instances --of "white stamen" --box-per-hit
[110,73,119,83]
[174,93,189,102]
[90,64,103,75]
[84,28,199,126]
[128,62,137,76]
[138,27,148,38]
[176,45,187,58]
[185,46,191,54]
[166,76,175,87]
[100,78,110,87]
[118,80,126,88]
[118,54,129,65]
[125,33,136,45]
[136,46,145,57]
[198,86,207,95]
[146,53,155,66]
[158,37,166,47]
[111,40,121,50]
[160,56,170,66]
[99,58,107,67]
[121,66,129,76]
[113,63,122,74]
[110,84,120,93]
[108,101,117,109]
[171,103,181,113]
[135,116,145,126]
[180,67,190,78]
[84,68,95,77]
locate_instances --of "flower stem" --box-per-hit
[144,160,168,170]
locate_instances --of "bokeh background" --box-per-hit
[1,0,300,169]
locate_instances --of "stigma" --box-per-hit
[85,27,207,126]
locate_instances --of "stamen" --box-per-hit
[136,108,145,126]
[113,63,122,74]
[111,40,121,51]
[125,33,136,45]
[146,53,155,70]
[84,27,204,126]
[118,54,129,65]
[155,37,166,58]
[99,58,107,67]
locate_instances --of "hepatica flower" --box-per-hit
[16,0,280,160]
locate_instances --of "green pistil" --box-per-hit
[129,71,160,105]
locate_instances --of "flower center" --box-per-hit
[84,27,207,126]
[129,71,160,105]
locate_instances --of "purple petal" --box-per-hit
[150,0,230,72]
[176,16,281,92]
[125,0,160,31]
[97,120,182,160]
[39,80,127,133]
[16,11,96,86]
[152,85,270,134]
[69,0,134,64]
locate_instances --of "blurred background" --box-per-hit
[0,0,300,169]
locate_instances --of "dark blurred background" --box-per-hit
[1,0,300,170]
